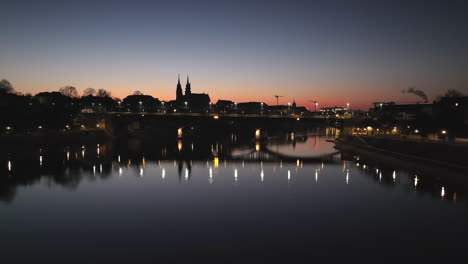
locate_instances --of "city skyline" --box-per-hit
[2,0,467,110]
[2,1,468,260]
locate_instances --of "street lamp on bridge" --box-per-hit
[308,100,318,115]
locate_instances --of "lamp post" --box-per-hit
[315,102,318,115]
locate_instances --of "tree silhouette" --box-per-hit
[435,89,464,102]
[59,86,78,98]
[0,79,15,94]
[133,90,143,95]
[97,88,111,97]
[83,88,97,96]
[444,89,464,98]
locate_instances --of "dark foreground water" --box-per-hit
[1,129,468,262]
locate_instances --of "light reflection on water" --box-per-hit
[1,131,468,259]
[0,135,465,203]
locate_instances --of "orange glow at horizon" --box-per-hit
[10,77,433,111]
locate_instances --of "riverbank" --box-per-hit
[335,135,468,176]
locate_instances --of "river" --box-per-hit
[1,127,467,261]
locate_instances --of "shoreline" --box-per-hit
[335,135,468,182]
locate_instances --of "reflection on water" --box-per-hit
[1,129,467,204]
[1,127,468,259]
[265,134,337,158]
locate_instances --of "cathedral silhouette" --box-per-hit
[175,75,210,112]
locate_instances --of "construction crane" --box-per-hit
[274,95,284,105]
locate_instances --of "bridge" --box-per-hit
[78,112,349,138]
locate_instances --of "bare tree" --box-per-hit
[83,88,97,96]
[0,79,15,94]
[444,89,464,98]
[133,90,143,95]
[435,89,464,102]
[97,88,111,97]
[59,86,79,98]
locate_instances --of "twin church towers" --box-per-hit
[174,75,211,109]
[176,74,191,102]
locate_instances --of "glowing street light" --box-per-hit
[255,129,261,139]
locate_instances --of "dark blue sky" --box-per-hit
[1,0,467,109]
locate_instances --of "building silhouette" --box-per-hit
[174,75,210,113]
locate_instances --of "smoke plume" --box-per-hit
[402,87,428,103]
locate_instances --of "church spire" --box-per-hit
[176,74,183,101]
[185,75,191,96]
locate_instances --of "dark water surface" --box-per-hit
[1,129,468,261]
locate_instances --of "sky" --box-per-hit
[1,0,467,110]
